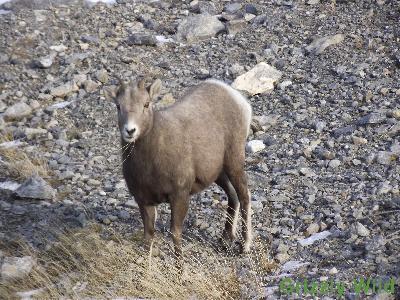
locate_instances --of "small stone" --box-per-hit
[329,267,338,275]
[298,230,332,246]
[314,121,326,133]
[352,136,368,145]
[305,34,345,55]
[307,0,320,4]
[0,100,6,112]
[299,167,316,177]
[246,140,265,153]
[83,80,99,93]
[50,81,79,98]
[118,210,130,220]
[224,3,242,14]
[50,44,67,52]
[278,80,293,91]
[354,222,370,237]
[244,4,258,15]
[96,69,109,84]
[35,55,54,68]
[328,159,341,169]
[1,256,36,281]
[125,199,139,208]
[4,102,32,121]
[226,19,247,35]
[15,175,56,200]
[376,151,396,165]
[391,109,400,119]
[377,181,392,195]
[357,112,386,125]
[127,33,157,46]
[306,223,319,236]
[87,179,101,186]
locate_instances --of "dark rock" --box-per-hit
[127,33,157,46]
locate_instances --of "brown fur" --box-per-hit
[104,78,253,256]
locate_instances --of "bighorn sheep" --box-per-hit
[104,78,253,256]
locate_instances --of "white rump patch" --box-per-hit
[206,79,252,137]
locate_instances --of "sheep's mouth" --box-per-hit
[122,135,137,143]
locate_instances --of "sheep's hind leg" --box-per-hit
[215,171,240,245]
[170,194,190,260]
[225,164,252,254]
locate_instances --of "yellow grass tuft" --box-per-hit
[0,225,274,299]
[0,136,48,180]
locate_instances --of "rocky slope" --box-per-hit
[0,0,399,299]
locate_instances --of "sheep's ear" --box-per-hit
[103,85,118,101]
[147,79,162,100]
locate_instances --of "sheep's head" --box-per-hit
[104,78,162,143]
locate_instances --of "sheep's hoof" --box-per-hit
[239,241,252,254]
[217,236,235,252]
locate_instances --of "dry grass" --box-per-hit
[0,224,275,299]
[0,135,49,180]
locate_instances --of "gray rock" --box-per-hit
[376,151,396,165]
[353,222,370,237]
[1,256,35,281]
[83,80,99,93]
[194,1,217,15]
[377,181,392,195]
[332,125,356,138]
[305,34,345,55]
[224,3,242,14]
[244,4,258,15]
[15,175,56,201]
[314,120,326,133]
[226,19,247,35]
[298,230,332,246]
[96,69,109,84]
[0,100,6,112]
[35,55,54,68]
[127,33,157,46]
[328,159,341,168]
[357,112,386,125]
[50,81,79,98]
[232,62,282,95]
[3,102,32,121]
[176,14,225,42]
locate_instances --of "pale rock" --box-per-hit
[246,140,265,153]
[4,102,32,121]
[50,81,79,98]
[232,62,282,95]
[1,256,36,280]
[306,223,320,235]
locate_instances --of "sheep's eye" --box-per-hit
[144,102,150,108]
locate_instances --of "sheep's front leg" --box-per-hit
[139,204,157,249]
[170,196,189,258]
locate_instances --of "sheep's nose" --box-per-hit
[126,128,136,136]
